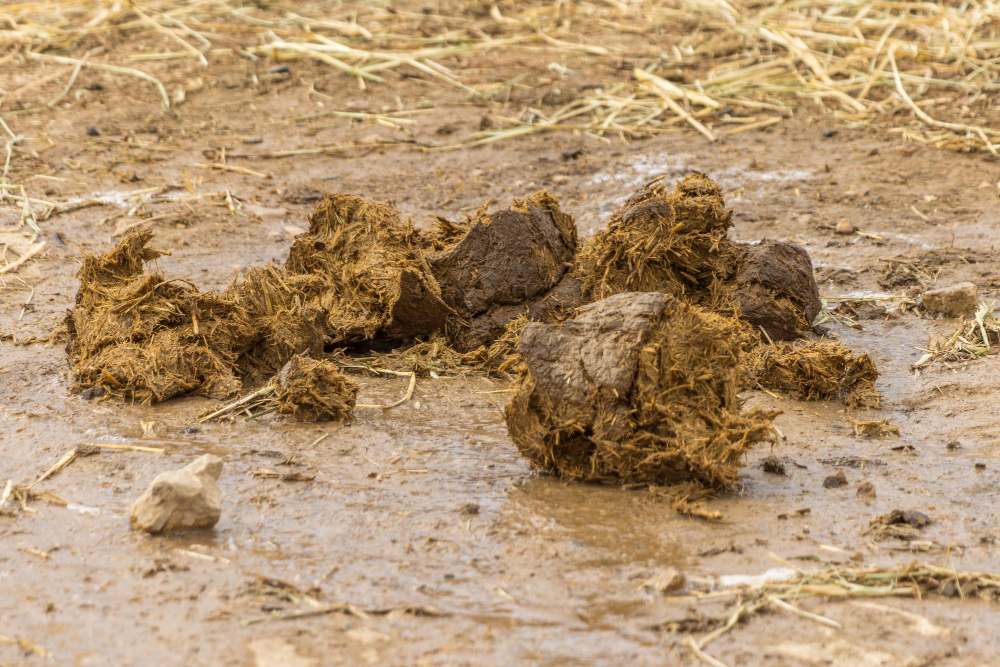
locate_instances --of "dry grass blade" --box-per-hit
[2,0,997,153]
[664,561,1000,649]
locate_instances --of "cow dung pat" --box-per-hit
[577,174,820,339]
[66,231,246,403]
[130,454,223,534]
[284,194,452,344]
[731,240,821,341]
[505,292,776,488]
[577,173,736,302]
[270,356,358,422]
[751,340,880,408]
[428,191,578,351]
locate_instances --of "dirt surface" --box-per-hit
[3,45,1000,667]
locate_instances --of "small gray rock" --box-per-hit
[129,454,223,534]
[823,470,848,488]
[921,282,978,317]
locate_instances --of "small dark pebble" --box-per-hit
[260,604,284,612]
[242,137,263,145]
[823,470,848,488]
[886,509,930,528]
[946,440,962,450]
[823,128,838,138]
[184,426,200,434]
[460,502,480,515]
[856,481,876,499]
[86,126,100,136]
[266,64,290,74]
[760,455,786,475]
[975,462,987,470]
[80,386,106,400]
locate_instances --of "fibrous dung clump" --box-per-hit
[65,231,247,403]
[751,340,881,408]
[269,356,358,422]
[505,292,776,488]
[576,173,821,341]
[427,191,582,351]
[284,194,452,344]
[578,173,736,303]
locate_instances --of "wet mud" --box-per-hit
[3,86,1000,667]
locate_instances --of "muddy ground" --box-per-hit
[2,52,1000,667]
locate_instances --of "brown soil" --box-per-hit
[4,27,1000,667]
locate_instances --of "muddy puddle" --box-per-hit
[4,116,1000,666]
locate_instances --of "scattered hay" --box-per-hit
[366,315,529,377]
[751,340,881,409]
[852,418,900,438]
[913,301,1000,368]
[65,231,246,403]
[506,292,776,489]
[270,356,358,422]
[366,336,493,377]
[578,173,735,303]
[663,561,1000,658]
[285,194,452,344]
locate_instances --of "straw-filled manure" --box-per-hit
[751,340,881,408]
[65,231,247,403]
[284,194,453,344]
[269,355,358,422]
[576,174,821,340]
[578,173,736,303]
[505,292,776,488]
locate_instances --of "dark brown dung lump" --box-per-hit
[284,194,452,344]
[428,191,579,351]
[446,274,589,352]
[732,240,821,341]
[751,340,881,408]
[66,231,246,403]
[505,292,775,488]
[269,355,358,422]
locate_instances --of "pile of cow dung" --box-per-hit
[64,170,880,472]
[576,173,821,341]
[750,340,881,408]
[269,356,358,421]
[66,231,247,403]
[505,292,777,489]
[425,191,584,351]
